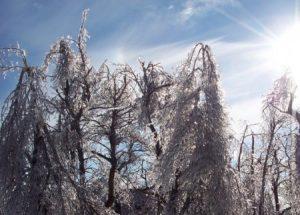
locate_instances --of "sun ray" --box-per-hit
[268,23,300,102]
[216,1,300,105]
[295,0,300,23]
[238,4,277,39]
[215,8,272,41]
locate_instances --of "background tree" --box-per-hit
[89,64,145,210]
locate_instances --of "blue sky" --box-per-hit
[0,0,299,132]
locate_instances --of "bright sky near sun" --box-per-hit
[0,0,299,132]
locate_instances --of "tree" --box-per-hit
[258,101,285,215]
[2,9,300,215]
[90,64,145,209]
[160,43,237,214]
[127,60,173,158]
[266,74,300,175]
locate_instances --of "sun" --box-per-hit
[270,23,300,85]
[268,22,300,106]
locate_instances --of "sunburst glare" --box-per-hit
[268,22,300,105]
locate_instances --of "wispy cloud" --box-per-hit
[89,40,193,70]
[89,36,280,133]
[179,0,238,23]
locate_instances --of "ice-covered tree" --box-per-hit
[0,45,57,214]
[89,64,146,210]
[160,43,238,214]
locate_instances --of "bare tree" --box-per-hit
[90,65,144,209]
[127,61,173,158]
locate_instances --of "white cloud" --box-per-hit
[180,6,195,23]
[168,5,174,10]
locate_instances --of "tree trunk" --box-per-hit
[286,95,300,175]
[105,110,118,208]
[250,133,256,215]
[73,119,86,214]
[165,170,181,214]
[105,163,117,208]
[237,125,248,172]
[272,149,280,213]
[77,140,85,186]
[28,124,50,215]
[296,133,300,176]
[258,122,276,215]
